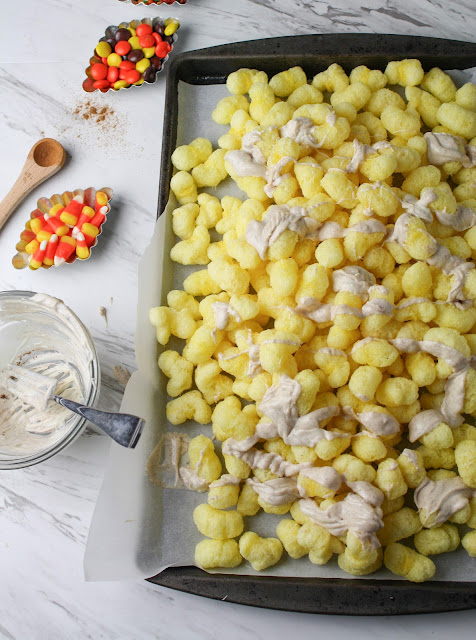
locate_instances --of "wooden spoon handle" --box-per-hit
[0,173,36,231]
[0,159,63,232]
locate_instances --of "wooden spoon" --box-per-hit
[0,138,66,232]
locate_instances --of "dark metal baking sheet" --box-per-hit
[149,33,476,614]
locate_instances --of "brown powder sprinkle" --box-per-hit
[33,139,64,167]
[73,100,116,127]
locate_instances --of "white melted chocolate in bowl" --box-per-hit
[0,291,100,468]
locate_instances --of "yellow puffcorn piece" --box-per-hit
[195,539,242,568]
[384,543,436,582]
[193,504,244,540]
[239,532,283,571]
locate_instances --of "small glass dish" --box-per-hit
[0,291,101,469]
[83,17,180,93]
[12,187,114,271]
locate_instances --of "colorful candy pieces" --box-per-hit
[12,188,113,270]
[83,18,180,93]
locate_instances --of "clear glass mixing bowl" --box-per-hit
[0,290,100,469]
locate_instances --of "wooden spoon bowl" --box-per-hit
[0,139,66,232]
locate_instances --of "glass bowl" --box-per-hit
[0,290,100,469]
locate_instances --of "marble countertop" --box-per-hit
[1,0,475,637]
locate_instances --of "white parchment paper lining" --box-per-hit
[84,67,476,582]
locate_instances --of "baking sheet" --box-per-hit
[85,73,476,583]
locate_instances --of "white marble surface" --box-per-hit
[0,0,475,637]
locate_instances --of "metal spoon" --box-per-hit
[0,138,66,232]
[1,364,144,449]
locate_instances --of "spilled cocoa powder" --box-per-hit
[73,100,116,126]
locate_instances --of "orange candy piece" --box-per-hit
[30,240,48,270]
[54,235,77,266]
[45,214,69,237]
[60,196,84,226]
[74,206,95,234]
[43,234,59,267]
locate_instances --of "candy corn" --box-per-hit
[81,223,100,246]
[30,215,47,235]
[48,203,64,217]
[20,229,36,243]
[90,208,107,228]
[43,234,59,267]
[95,191,108,211]
[25,239,40,255]
[60,196,84,226]
[30,240,48,270]
[76,232,90,260]
[44,214,69,237]
[13,188,113,270]
[36,229,53,244]
[54,235,77,266]
[73,206,96,237]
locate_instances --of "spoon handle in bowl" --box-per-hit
[52,396,145,449]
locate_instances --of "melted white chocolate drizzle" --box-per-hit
[424,132,476,168]
[245,205,320,260]
[414,476,474,527]
[300,492,384,549]
[391,338,476,440]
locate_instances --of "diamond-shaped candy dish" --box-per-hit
[12,188,114,270]
[83,17,180,93]
[117,1,186,5]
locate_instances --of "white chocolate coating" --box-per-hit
[257,375,344,446]
[342,406,400,436]
[414,476,474,527]
[147,432,190,489]
[391,338,476,439]
[212,302,241,331]
[222,436,312,477]
[0,294,94,457]
[225,149,268,179]
[424,132,476,168]
[401,448,421,468]
[280,117,320,147]
[246,476,305,505]
[435,205,476,232]
[245,205,320,260]
[300,493,383,549]
[401,188,437,222]
[299,466,342,492]
[332,266,376,298]
[345,480,384,508]
[179,467,209,492]
[241,129,267,164]
[209,474,241,488]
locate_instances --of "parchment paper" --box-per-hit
[84,70,476,582]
